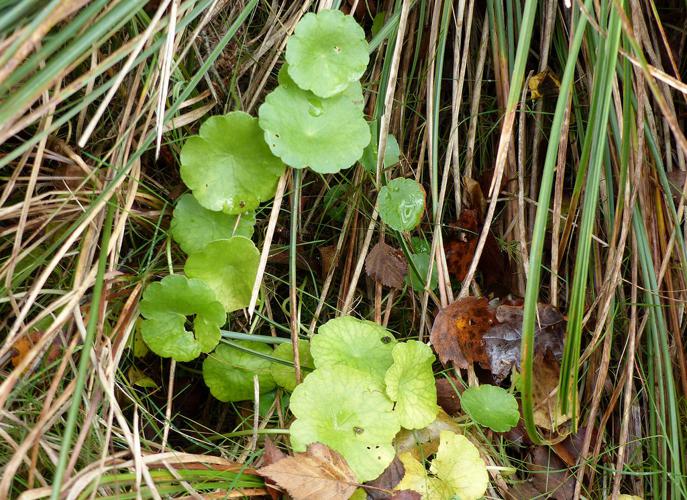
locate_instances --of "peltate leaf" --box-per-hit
[285,9,369,98]
[460,384,519,432]
[270,340,315,392]
[289,365,399,482]
[139,275,225,362]
[170,193,254,254]
[378,178,425,232]
[311,316,396,381]
[258,68,370,174]
[430,431,489,500]
[384,341,439,429]
[202,341,276,402]
[184,237,259,312]
[180,112,284,214]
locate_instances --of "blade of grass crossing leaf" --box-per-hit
[520,0,591,444]
[559,1,623,425]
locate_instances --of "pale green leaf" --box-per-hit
[361,131,401,172]
[203,341,276,402]
[285,9,369,98]
[139,275,225,362]
[184,237,259,313]
[170,193,254,254]
[430,431,489,500]
[180,112,284,214]
[270,340,315,392]
[289,365,399,482]
[396,452,453,499]
[378,178,425,232]
[311,316,396,381]
[385,341,439,429]
[258,68,370,174]
[461,384,520,432]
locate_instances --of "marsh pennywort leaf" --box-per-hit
[385,341,439,429]
[285,9,369,98]
[396,453,453,499]
[270,340,315,392]
[139,275,225,362]
[258,68,370,174]
[406,252,438,292]
[361,131,401,173]
[202,341,276,402]
[460,384,520,432]
[289,365,399,482]
[184,237,259,313]
[378,178,425,232]
[170,194,255,255]
[396,431,489,500]
[311,316,396,381]
[180,111,284,214]
[430,431,489,499]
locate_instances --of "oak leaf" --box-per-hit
[258,442,358,500]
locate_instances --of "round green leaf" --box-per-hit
[289,365,400,482]
[460,384,520,432]
[378,178,426,232]
[406,252,438,292]
[184,237,259,313]
[385,341,439,429]
[361,131,401,173]
[430,431,489,500]
[270,340,314,392]
[170,194,255,255]
[139,275,225,362]
[285,9,369,98]
[180,111,285,214]
[311,316,396,381]
[258,69,370,174]
[203,341,276,402]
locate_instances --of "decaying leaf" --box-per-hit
[431,298,566,383]
[430,296,495,369]
[435,377,462,416]
[528,69,561,100]
[258,442,358,500]
[395,409,462,460]
[483,303,565,382]
[666,169,686,199]
[364,456,405,499]
[529,353,573,431]
[462,177,486,220]
[445,210,480,283]
[365,241,408,289]
[528,446,574,500]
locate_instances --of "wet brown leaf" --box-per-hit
[318,245,337,277]
[258,442,357,500]
[365,456,405,499]
[260,437,288,500]
[391,490,422,500]
[445,210,480,283]
[435,377,462,416]
[365,241,407,289]
[484,303,565,382]
[430,296,496,369]
[528,446,574,499]
[431,298,566,383]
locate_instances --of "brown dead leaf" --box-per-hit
[666,170,686,199]
[484,303,565,382]
[528,446,575,499]
[365,457,405,499]
[530,353,572,431]
[528,69,561,100]
[445,210,480,283]
[10,331,61,368]
[318,245,337,277]
[431,298,566,383]
[435,377,462,416]
[463,177,486,220]
[260,437,288,500]
[391,491,422,500]
[365,241,407,289]
[258,442,357,500]
[430,296,495,369]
